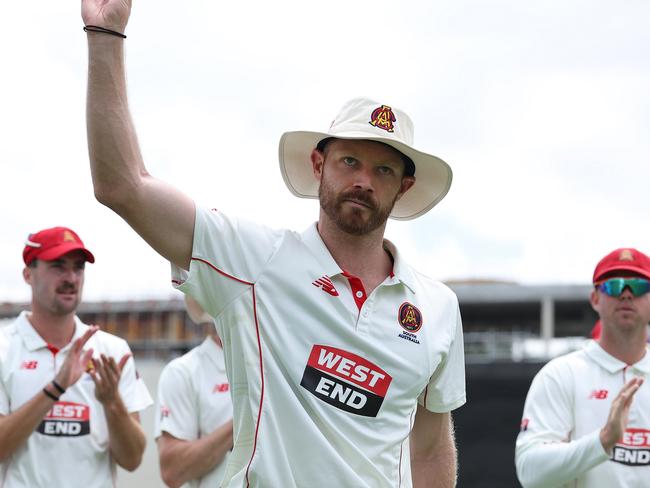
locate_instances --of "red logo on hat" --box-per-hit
[619,249,634,261]
[369,105,396,133]
[398,302,423,333]
[62,230,77,243]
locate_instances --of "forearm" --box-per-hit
[515,430,609,488]
[159,421,233,487]
[86,34,146,207]
[0,385,59,461]
[103,397,146,471]
[411,428,457,488]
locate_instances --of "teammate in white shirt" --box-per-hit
[0,226,153,487]
[154,296,233,487]
[516,248,650,488]
[81,2,466,486]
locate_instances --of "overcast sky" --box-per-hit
[2,1,649,303]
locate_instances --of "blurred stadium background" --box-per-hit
[0,281,598,487]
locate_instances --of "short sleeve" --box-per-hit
[154,359,199,441]
[0,374,8,416]
[0,332,10,415]
[171,206,285,318]
[117,344,153,413]
[419,303,466,412]
[516,359,575,450]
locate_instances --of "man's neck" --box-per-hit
[317,216,393,294]
[28,306,76,350]
[599,326,648,365]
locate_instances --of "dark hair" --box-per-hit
[316,138,415,177]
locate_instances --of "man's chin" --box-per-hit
[52,298,80,315]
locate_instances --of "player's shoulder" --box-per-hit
[535,346,590,380]
[0,316,23,359]
[198,206,290,239]
[85,324,132,355]
[163,345,203,375]
[408,266,459,304]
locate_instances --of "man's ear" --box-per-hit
[590,289,600,313]
[311,149,325,182]
[23,266,32,286]
[396,176,416,201]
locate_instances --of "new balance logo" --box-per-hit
[313,276,339,296]
[589,389,609,400]
[21,360,38,370]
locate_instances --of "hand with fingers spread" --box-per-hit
[89,353,132,406]
[600,377,645,453]
[53,325,99,390]
[81,0,132,33]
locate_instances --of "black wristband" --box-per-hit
[42,388,59,402]
[51,380,66,395]
[83,25,127,39]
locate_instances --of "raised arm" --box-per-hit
[82,0,195,270]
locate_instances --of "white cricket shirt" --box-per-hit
[516,340,650,488]
[171,207,466,487]
[0,312,153,488]
[154,336,233,487]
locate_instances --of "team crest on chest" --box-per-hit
[398,302,422,333]
[369,105,396,132]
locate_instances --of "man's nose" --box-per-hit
[619,287,635,300]
[352,166,375,191]
[62,269,79,283]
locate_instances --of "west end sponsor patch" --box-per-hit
[37,401,90,437]
[612,428,650,466]
[300,345,392,417]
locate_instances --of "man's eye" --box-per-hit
[378,166,394,176]
[343,157,356,166]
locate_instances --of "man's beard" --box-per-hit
[318,178,398,236]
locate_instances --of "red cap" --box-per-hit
[23,227,95,266]
[592,248,650,283]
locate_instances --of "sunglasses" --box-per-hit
[596,278,650,297]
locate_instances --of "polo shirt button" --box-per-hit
[355,291,364,298]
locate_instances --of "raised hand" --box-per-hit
[600,377,645,452]
[81,0,132,33]
[54,325,99,390]
[89,353,132,406]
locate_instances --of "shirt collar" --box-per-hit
[16,311,87,353]
[199,336,225,370]
[300,223,417,293]
[584,339,650,374]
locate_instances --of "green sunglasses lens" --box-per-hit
[599,278,650,297]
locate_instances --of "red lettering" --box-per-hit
[45,402,90,421]
[589,390,609,400]
[620,429,650,447]
[212,383,230,393]
[307,345,392,395]
[21,361,38,370]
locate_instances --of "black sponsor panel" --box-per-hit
[612,447,650,466]
[37,420,90,437]
[301,366,384,417]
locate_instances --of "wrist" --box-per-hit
[42,385,60,402]
[84,25,127,39]
[101,394,127,413]
[599,428,616,454]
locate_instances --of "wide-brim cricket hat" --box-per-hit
[278,97,453,220]
[23,226,95,266]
